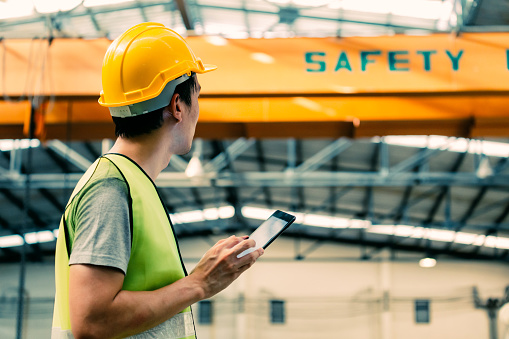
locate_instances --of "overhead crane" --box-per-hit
[1,32,509,140]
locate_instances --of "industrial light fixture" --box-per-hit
[419,257,437,268]
[241,206,509,250]
[171,206,235,224]
[185,156,204,177]
[377,136,509,158]
[476,157,493,179]
[0,139,40,151]
[0,206,236,248]
[185,139,204,177]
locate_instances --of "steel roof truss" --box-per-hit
[295,138,352,173]
[379,139,389,176]
[86,8,105,37]
[0,188,46,228]
[5,170,509,189]
[46,140,92,172]
[168,155,190,172]
[135,0,149,23]
[175,0,195,31]
[389,137,456,174]
[203,138,255,173]
[423,152,468,226]
[38,188,64,214]
[254,140,273,208]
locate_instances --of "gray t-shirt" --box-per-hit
[69,160,131,274]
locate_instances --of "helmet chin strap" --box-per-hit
[108,73,191,118]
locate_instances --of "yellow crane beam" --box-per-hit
[1,33,508,139]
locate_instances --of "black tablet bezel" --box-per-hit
[259,210,296,250]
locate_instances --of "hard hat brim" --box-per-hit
[199,64,217,73]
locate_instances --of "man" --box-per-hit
[52,22,263,339]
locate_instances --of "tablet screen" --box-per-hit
[237,214,289,258]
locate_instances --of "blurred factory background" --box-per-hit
[1,0,509,338]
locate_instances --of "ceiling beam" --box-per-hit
[168,155,190,172]
[211,141,249,228]
[203,138,255,173]
[254,140,273,208]
[295,138,352,173]
[0,188,47,228]
[175,0,195,31]
[423,152,468,226]
[3,170,509,189]
[46,140,92,172]
[389,138,456,174]
[38,188,65,214]
[197,4,438,32]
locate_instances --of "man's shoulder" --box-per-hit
[82,158,129,197]
[89,156,127,183]
[68,157,129,210]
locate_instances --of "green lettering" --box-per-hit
[334,51,352,71]
[445,50,464,71]
[361,51,381,71]
[416,50,437,71]
[388,51,409,71]
[305,52,326,72]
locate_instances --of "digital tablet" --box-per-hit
[237,210,296,258]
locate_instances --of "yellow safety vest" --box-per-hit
[52,153,196,339]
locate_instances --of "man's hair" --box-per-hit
[112,74,197,138]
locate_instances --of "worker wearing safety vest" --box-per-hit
[52,22,264,339]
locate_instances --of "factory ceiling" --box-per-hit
[1,0,509,264]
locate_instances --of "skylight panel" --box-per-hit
[32,0,82,14]
[0,0,34,20]
[241,205,509,250]
[83,0,134,7]
[377,136,509,158]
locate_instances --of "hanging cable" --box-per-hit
[1,37,39,103]
[1,34,54,113]
[14,29,54,339]
[15,98,37,339]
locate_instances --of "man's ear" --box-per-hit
[169,93,183,123]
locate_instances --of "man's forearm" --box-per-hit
[70,266,204,339]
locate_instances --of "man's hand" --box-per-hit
[189,235,264,299]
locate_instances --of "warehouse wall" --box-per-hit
[0,237,508,339]
[0,263,55,339]
[184,237,509,339]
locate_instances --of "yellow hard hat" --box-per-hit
[98,22,216,117]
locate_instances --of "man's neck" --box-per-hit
[108,133,172,181]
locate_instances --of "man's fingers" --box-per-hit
[237,248,264,271]
[235,245,263,268]
[222,235,245,248]
[232,238,256,254]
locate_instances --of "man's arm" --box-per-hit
[69,235,262,339]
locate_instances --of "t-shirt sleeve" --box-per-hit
[69,177,131,274]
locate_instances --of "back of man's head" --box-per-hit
[112,74,197,139]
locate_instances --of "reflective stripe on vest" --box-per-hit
[52,312,195,339]
[52,154,196,338]
[126,313,195,339]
